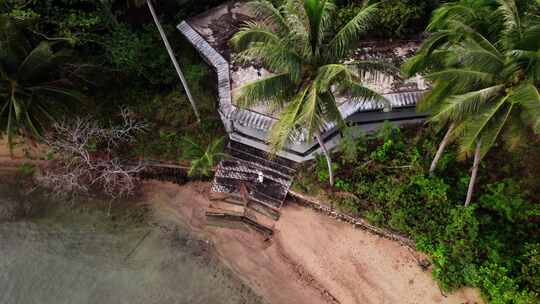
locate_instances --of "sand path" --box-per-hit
[145,181,483,304]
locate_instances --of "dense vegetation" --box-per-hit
[1,0,224,163]
[295,123,540,303]
[1,0,539,303]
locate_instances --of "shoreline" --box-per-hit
[144,180,485,304]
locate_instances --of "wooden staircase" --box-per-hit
[207,141,296,235]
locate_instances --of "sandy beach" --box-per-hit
[145,180,484,304]
[0,139,484,304]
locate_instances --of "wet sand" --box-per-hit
[145,181,484,304]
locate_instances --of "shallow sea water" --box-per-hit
[0,183,262,304]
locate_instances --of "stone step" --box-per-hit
[210,189,281,221]
[208,200,246,215]
[228,141,296,176]
[213,176,285,208]
[218,159,290,182]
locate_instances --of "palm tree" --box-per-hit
[231,0,397,185]
[404,0,540,205]
[403,0,501,174]
[182,137,227,177]
[0,14,83,156]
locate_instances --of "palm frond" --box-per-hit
[17,41,54,84]
[459,39,505,72]
[517,24,540,50]
[443,19,503,57]
[348,60,401,81]
[402,49,457,77]
[340,81,389,109]
[327,3,378,59]
[28,86,84,101]
[230,21,282,51]
[236,43,302,82]
[298,83,321,139]
[282,0,310,56]
[476,102,513,158]
[496,0,522,42]
[314,64,351,92]
[247,0,289,34]
[268,87,308,154]
[426,69,495,90]
[428,3,478,31]
[456,95,508,158]
[509,49,540,81]
[319,91,344,128]
[512,83,540,132]
[417,81,454,112]
[431,85,505,123]
[303,0,326,53]
[502,110,528,151]
[233,72,294,109]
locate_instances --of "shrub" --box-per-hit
[521,243,540,294]
[105,23,177,85]
[335,0,439,39]
[371,0,439,38]
[479,179,529,222]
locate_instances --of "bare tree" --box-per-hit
[37,108,148,200]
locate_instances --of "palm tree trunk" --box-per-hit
[465,140,481,207]
[315,132,334,186]
[146,0,201,123]
[429,123,455,174]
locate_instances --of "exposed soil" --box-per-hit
[144,180,485,304]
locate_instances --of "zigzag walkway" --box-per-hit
[207,141,296,236]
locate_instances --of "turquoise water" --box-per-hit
[0,182,262,304]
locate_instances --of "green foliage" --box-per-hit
[405,0,540,161]
[0,14,83,153]
[479,179,530,222]
[105,23,177,85]
[334,178,353,192]
[315,154,338,183]
[466,262,538,304]
[181,136,227,178]
[521,243,540,294]
[231,0,396,156]
[336,0,439,38]
[338,127,366,164]
[296,123,540,302]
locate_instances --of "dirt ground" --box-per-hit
[145,180,484,304]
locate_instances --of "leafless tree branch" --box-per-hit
[37,108,148,201]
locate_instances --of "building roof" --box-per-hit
[180,1,428,145]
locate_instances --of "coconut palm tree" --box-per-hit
[231,0,397,185]
[404,0,540,205]
[0,14,83,156]
[402,0,502,174]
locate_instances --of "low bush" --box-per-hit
[336,0,440,39]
